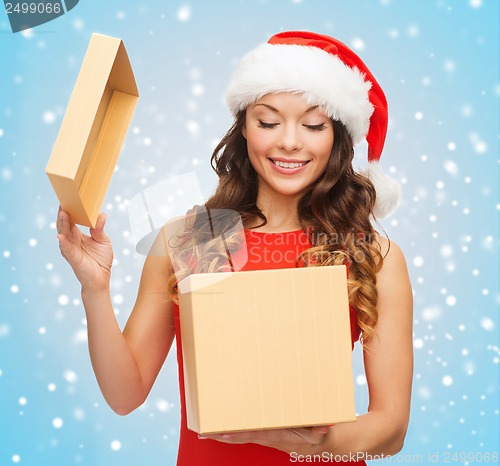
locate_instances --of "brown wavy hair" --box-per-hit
[167,110,385,344]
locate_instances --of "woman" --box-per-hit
[57,31,413,465]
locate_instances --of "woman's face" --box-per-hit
[243,92,334,200]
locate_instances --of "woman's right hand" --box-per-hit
[56,206,114,291]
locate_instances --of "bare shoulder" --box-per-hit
[372,233,408,277]
[371,233,412,308]
[371,233,412,319]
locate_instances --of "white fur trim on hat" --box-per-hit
[358,162,400,218]
[225,43,374,145]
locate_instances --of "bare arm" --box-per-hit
[57,209,175,415]
[82,253,175,415]
[307,237,414,457]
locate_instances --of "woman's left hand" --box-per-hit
[199,425,331,452]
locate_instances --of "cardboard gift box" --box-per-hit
[46,33,139,227]
[178,265,357,434]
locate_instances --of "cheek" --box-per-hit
[321,133,334,157]
[312,138,333,163]
[246,129,273,156]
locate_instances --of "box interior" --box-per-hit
[78,87,138,223]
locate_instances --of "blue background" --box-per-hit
[0,0,498,465]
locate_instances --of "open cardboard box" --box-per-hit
[178,265,357,434]
[46,33,139,227]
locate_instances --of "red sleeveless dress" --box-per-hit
[173,229,366,465]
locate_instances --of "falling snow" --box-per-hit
[442,376,453,386]
[110,440,122,451]
[42,111,56,124]
[350,37,366,51]
[52,418,64,429]
[177,6,191,22]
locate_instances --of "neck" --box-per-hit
[250,186,303,232]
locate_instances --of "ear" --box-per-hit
[242,124,247,139]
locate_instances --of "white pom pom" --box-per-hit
[358,162,400,218]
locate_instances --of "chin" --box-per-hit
[271,182,310,197]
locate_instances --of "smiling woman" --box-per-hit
[56,30,413,466]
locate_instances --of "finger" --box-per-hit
[199,430,255,444]
[311,425,330,435]
[287,426,327,444]
[57,232,67,250]
[89,213,110,243]
[304,426,330,443]
[58,209,77,239]
[56,205,63,232]
[57,233,76,263]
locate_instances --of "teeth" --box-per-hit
[274,160,307,168]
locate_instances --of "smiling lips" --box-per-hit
[268,157,310,174]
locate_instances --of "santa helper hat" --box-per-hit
[225,31,400,218]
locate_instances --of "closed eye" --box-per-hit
[304,124,327,131]
[258,120,279,129]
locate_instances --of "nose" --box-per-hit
[279,124,303,153]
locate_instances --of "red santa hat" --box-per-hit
[225,31,400,218]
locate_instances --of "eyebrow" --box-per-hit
[254,103,319,113]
